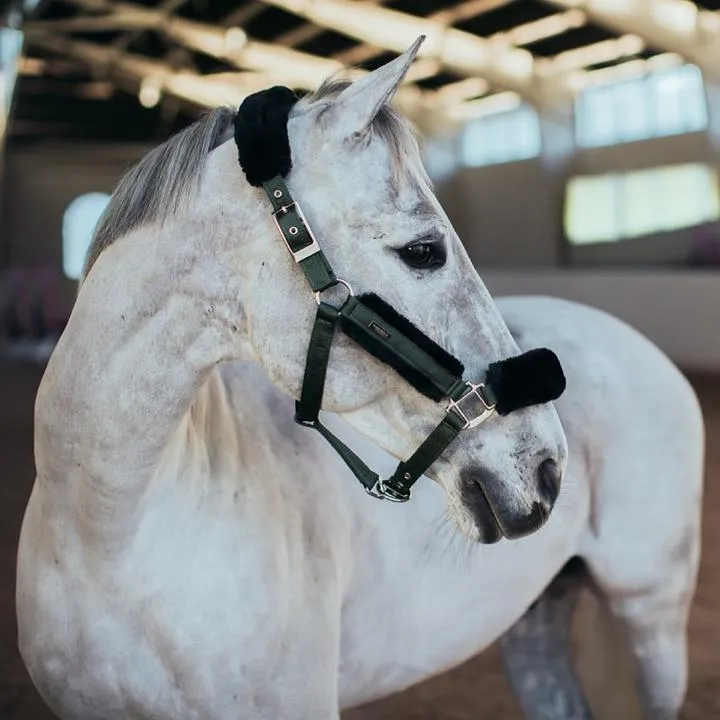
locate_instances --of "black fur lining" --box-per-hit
[339,293,465,402]
[234,86,298,187]
[486,348,566,415]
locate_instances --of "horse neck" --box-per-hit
[34,142,267,536]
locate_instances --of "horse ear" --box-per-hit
[332,35,425,139]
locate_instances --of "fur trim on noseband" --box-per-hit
[234,86,298,187]
[487,349,566,415]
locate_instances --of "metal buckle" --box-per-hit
[446,382,496,430]
[273,201,321,263]
[365,477,410,503]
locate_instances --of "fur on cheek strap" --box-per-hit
[234,86,298,187]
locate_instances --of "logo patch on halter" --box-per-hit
[369,321,391,340]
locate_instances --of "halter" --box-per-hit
[234,87,566,503]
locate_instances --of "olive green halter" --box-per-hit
[234,87,566,503]
[264,175,516,503]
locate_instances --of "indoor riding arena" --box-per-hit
[1,0,720,718]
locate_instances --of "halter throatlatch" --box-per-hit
[235,88,566,502]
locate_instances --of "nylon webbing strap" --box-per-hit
[339,296,461,399]
[295,302,382,493]
[295,302,339,424]
[383,411,465,500]
[262,176,337,293]
[312,422,381,493]
[293,298,475,501]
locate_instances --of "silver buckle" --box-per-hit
[365,477,410,503]
[447,382,496,430]
[273,201,321,263]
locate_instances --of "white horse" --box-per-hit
[17,39,703,720]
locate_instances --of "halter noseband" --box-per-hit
[234,88,566,503]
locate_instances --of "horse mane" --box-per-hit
[82,79,429,282]
[81,106,236,282]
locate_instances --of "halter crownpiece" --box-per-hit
[234,87,566,502]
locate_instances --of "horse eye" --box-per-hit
[397,240,447,269]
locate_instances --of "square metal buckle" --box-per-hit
[447,382,496,430]
[273,201,321,263]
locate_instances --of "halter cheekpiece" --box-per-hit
[234,88,566,503]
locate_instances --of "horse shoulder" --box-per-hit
[496,295,703,591]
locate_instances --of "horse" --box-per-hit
[16,38,703,720]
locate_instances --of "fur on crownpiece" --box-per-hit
[340,293,465,402]
[234,86,298,187]
[486,348,566,416]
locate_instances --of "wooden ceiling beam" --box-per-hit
[334,0,514,66]
[545,0,720,79]
[22,31,435,120]
[261,0,575,111]
[27,0,348,90]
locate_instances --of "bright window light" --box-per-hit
[0,27,23,119]
[565,164,720,245]
[423,135,457,183]
[576,63,708,147]
[460,104,541,168]
[62,193,111,280]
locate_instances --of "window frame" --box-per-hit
[564,163,720,247]
[460,103,542,168]
[575,63,708,148]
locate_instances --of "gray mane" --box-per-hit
[82,80,428,282]
[82,106,236,281]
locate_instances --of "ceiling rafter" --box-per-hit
[334,0,515,66]
[23,26,439,121]
[272,0,389,51]
[27,0,349,90]
[221,1,266,27]
[111,0,188,53]
[332,5,590,113]
[273,22,322,47]
[545,0,720,79]
[23,0,528,119]
[25,30,272,108]
[259,0,575,111]
[12,0,719,146]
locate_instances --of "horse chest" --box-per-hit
[336,470,590,709]
[17,474,348,720]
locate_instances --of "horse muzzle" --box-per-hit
[461,458,562,543]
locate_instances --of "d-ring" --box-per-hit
[314,279,354,307]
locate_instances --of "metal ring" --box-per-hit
[314,278,354,307]
[273,189,283,198]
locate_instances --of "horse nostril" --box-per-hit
[537,457,562,506]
